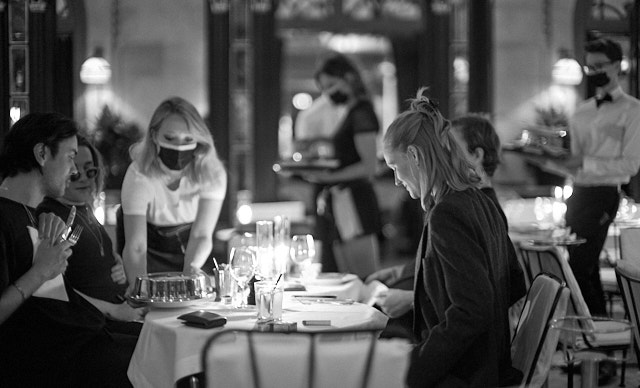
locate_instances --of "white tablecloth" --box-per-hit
[127,282,389,388]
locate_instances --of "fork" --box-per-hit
[66,225,83,246]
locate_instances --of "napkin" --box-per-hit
[330,186,364,241]
[27,226,69,302]
[359,280,389,306]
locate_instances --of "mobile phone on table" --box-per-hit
[302,320,331,326]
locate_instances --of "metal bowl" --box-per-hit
[129,271,211,304]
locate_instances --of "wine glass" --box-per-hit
[229,246,256,308]
[290,234,316,280]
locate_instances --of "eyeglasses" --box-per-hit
[583,61,613,74]
[70,167,98,182]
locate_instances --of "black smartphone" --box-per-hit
[177,310,227,329]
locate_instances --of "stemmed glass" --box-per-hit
[229,246,256,308]
[290,234,316,280]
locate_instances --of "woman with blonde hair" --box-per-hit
[383,89,523,387]
[121,97,226,285]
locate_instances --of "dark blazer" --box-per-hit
[407,188,523,387]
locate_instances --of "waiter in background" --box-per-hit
[548,38,640,316]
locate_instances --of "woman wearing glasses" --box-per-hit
[120,97,227,285]
[37,136,146,334]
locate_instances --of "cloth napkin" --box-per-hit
[27,226,69,301]
[359,280,389,306]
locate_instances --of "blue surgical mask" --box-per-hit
[157,141,197,170]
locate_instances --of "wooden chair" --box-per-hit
[511,273,570,387]
[201,329,411,388]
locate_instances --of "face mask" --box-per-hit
[157,141,197,170]
[329,91,349,105]
[587,71,610,88]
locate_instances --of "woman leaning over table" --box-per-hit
[37,136,146,335]
[121,97,227,288]
[383,89,523,387]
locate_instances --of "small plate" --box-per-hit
[527,238,586,246]
[302,273,358,286]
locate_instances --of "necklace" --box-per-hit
[22,204,38,228]
[78,206,105,257]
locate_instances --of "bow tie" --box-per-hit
[596,93,613,107]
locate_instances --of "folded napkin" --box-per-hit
[359,280,389,306]
[27,226,69,302]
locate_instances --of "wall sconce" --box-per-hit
[431,0,451,15]
[9,106,21,125]
[552,58,583,86]
[29,0,47,13]
[80,47,111,85]
[209,0,229,13]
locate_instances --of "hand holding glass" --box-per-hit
[290,234,316,279]
[229,246,256,308]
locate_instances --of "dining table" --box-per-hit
[127,275,390,388]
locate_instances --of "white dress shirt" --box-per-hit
[570,86,640,186]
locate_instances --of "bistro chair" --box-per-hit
[615,261,640,367]
[201,329,411,388]
[518,244,630,387]
[618,226,640,265]
[511,273,570,388]
[598,225,640,318]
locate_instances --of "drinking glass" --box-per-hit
[273,216,291,275]
[229,246,256,308]
[254,280,284,322]
[290,234,316,279]
[256,220,275,280]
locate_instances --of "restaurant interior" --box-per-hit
[3,0,640,387]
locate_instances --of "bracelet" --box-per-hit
[11,283,27,301]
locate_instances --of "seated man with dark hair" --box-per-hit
[0,113,136,387]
